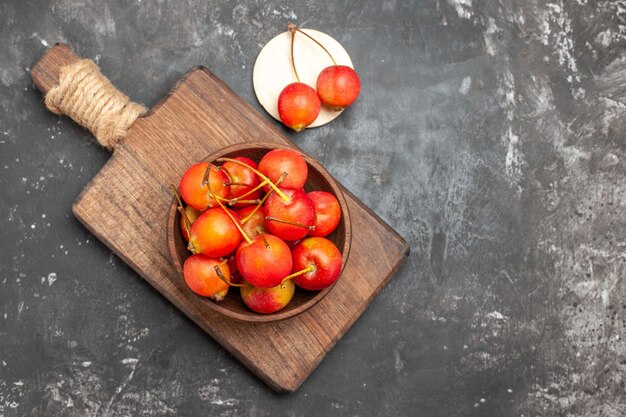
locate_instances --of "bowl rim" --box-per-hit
[166,141,352,322]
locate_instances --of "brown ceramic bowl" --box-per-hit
[167,142,351,322]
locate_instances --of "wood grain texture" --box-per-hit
[33,44,409,393]
[32,43,79,94]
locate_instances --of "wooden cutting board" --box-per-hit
[32,44,409,393]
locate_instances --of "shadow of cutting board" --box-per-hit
[32,44,409,392]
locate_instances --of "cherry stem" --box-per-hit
[201,163,213,187]
[229,179,268,204]
[214,265,244,287]
[231,199,261,205]
[290,23,337,66]
[241,191,272,224]
[281,265,315,284]
[218,165,234,182]
[223,182,249,187]
[287,23,301,83]
[214,194,261,206]
[240,173,287,224]
[217,157,291,203]
[210,191,253,245]
[169,184,192,238]
[265,216,316,230]
[202,163,230,193]
[257,230,271,249]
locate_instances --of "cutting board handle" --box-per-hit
[31,43,146,150]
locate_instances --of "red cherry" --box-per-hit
[183,255,230,300]
[307,191,341,237]
[291,237,342,290]
[179,162,230,211]
[258,148,308,191]
[316,65,360,110]
[236,234,293,288]
[285,24,360,111]
[236,205,268,239]
[264,188,315,241]
[278,82,321,132]
[188,208,242,257]
[221,156,261,207]
[240,279,295,314]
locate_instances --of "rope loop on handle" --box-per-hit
[44,59,146,150]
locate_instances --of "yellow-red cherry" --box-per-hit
[264,187,315,241]
[222,156,261,207]
[188,207,242,257]
[235,234,293,288]
[278,82,321,132]
[258,148,308,191]
[179,162,230,211]
[307,190,341,237]
[291,237,342,290]
[183,254,230,300]
[316,65,361,111]
[240,279,295,314]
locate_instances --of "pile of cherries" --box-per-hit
[172,148,343,314]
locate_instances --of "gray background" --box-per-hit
[1,0,625,416]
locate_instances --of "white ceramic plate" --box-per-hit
[253,29,354,128]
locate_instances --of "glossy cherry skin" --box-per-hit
[188,207,242,258]
[240,279,295,314]
[235,234,293,288]
[183,254,230,300]
[221,156,261,207]
[277,82,321,132]
[179,162,230,211]
[307,191,341,237]
[264,188,315,241]
[237,205,268,239]
[291,237,342,290]
[316,65,360,110]
[258,148,308,191]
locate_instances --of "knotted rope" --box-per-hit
[44,59,146,150]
